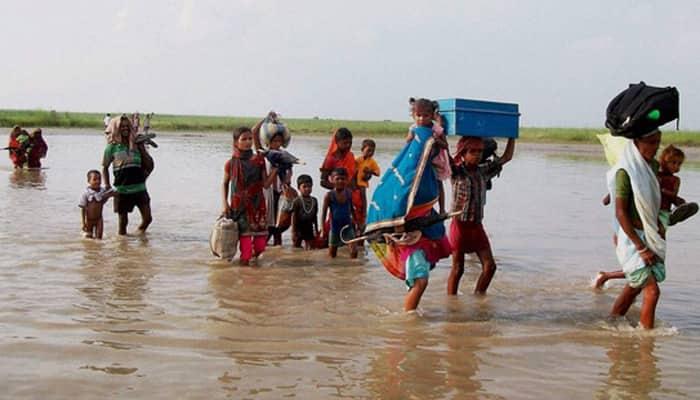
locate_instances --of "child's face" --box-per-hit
[299,182,313,197]
[332,174,347,189]
[336,138,352,154]
[236,131,254,151]
[269,135,283,150]
[362,145,375,159]
[88,173,101,189]
[663,156,683,174]
[463,143,484,167]
[413,107,433,128]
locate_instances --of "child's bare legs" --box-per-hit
[474,246,497,294]
[611,284,642,321]
[83,221,96,239]
[448,251,465,295]
[639,274,660,329]
[329,246,338,258]
[349,243,358,259]
[594,270,625,289]
[136,202,153,233]
[404,277,428,311]
[95,218,104,239]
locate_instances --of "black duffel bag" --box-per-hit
[605,81,679,138]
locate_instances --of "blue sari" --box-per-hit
[365,126,449,280]
[366,126,445,239]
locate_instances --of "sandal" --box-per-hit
[669,202,698,226]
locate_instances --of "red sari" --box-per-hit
[225,149,268,236]
[8,131,26,168]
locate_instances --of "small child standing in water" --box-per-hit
[355,139,381,234]
[448,135,515,295]
[291,174,319,249]
[322,168,358,258]
[595,144,697,288]
[79,170,115,239]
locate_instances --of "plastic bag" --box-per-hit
[210,217,239,260]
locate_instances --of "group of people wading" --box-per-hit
[6,125,48,169]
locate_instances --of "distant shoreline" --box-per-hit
[2,109,698,146]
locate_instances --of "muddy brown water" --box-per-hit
[1,129,699,399]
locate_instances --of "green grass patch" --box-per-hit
[2,109,698,145]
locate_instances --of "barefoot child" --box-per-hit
[355,139,381,234]
[221,127,279,266]
[79,170,115,239]
[321,168,358,258]
[448,135,515,295]
[291,174,319,249]
[595,143,697,288]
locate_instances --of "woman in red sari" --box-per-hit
[319,128,363,238]
[222,127,279,265]
[7,126,27,168]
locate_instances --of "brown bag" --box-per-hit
[140,145,155,178]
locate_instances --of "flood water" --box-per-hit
[1,129,699,399]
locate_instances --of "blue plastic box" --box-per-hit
[437,98,520,138]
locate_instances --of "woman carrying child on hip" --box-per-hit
[221,127,279,266]
[605,129,666,329]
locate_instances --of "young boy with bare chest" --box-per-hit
[79,170,115,239]
[321,168,358,258]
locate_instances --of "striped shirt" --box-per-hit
[103,143,146,194]
[450,160,502,223]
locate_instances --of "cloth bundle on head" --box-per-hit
[606,138,666,275]
[260,123,290,148]
[105,117,136,150]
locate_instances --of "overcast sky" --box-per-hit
[1,0,698,128]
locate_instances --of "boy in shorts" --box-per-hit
[291,174,319,249]
[321,168,358,258]
[448,136,515,295]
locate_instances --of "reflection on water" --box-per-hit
[76,238,156,332]
[595,336,663,400]
[8,168,47,189]
[1,131,700,398]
